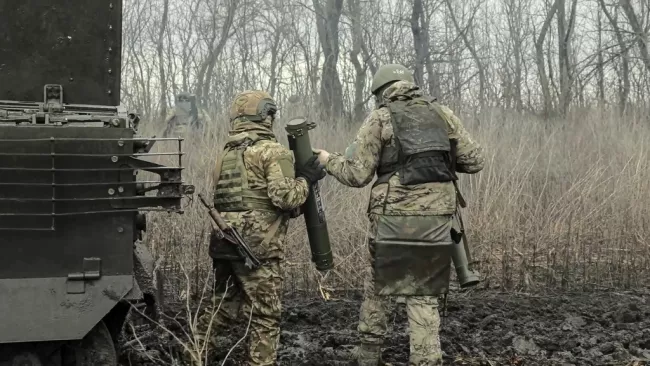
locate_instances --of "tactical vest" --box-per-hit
[374,96,456,186]
[213,133,278,212]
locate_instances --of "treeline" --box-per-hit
[121,0,650,125]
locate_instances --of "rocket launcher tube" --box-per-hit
[285,117,334,271]
[449,146,479,288]
[450,209,480,288]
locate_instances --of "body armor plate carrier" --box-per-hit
[213,134,277,212]
[375,96,456,187]
[209,133,280,261]
[371,96,457,296]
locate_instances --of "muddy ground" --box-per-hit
[119,289,650,366]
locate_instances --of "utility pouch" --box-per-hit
[399,151,455,185]
[373,214,453,296]
[450,227,463,244]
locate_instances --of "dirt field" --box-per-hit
[119,288,650,366]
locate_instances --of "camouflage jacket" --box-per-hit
[325,81,484,216]
[213,116,310,260]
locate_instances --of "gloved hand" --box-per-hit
[295,155,327,184]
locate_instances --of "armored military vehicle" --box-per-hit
[0,1,193,364]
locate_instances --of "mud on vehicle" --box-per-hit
[0,1,194,365]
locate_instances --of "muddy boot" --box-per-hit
[354,343,383,366]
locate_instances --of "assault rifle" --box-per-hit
[197,193,262,270]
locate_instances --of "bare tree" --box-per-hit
[313,0,345,118]
[347,0,368,121]
[556,0,578,116]
[599,0,631,114]
[117,0,650,122]
[445,0,487,107]
[619,0,650,73]
[535,0,560,118]
[194,0,238,107]
[503,0,529,111]
[156,0,170,120]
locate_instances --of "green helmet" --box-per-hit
[370,64,414,95]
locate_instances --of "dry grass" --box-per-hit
[122,265,252,365]
[136,105,650,301]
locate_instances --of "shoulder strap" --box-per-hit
[236,133,261,147]
[421,95,438,104]
[260,213,286,246]
[217,133,264,186]
[427,100,447,121]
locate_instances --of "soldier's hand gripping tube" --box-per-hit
[296,155,327,184]
[285,117,333,271]
[450,210,480,288]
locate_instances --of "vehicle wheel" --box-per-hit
[61,320,117,366]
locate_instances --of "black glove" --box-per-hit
[295,155,327,184]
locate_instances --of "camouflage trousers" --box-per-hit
[356,214,444,366]
[192,259,283,366]
[357,281,442,366]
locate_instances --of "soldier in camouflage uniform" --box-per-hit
[191,90,326,366]
[315,64,484,365]
[162,92,211,138]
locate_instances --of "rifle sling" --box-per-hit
[261,214,284,247]
[453,180,467,208]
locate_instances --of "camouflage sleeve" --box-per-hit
[438,104,485,174]
[261,142,310,210]
[325,109,384,187]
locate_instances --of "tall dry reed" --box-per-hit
[136,106,650,300]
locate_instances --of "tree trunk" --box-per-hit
[411,0,426,86]
[535,0,560,118]
[194,0,237,107]
[600,0,630,114]
[597,9,605,107]
[556,0,577,116]
[313,0,344,119]
[348,0,367,122]
[619,0,650,73]
[504,0,525,111]
[156,0,169,120]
